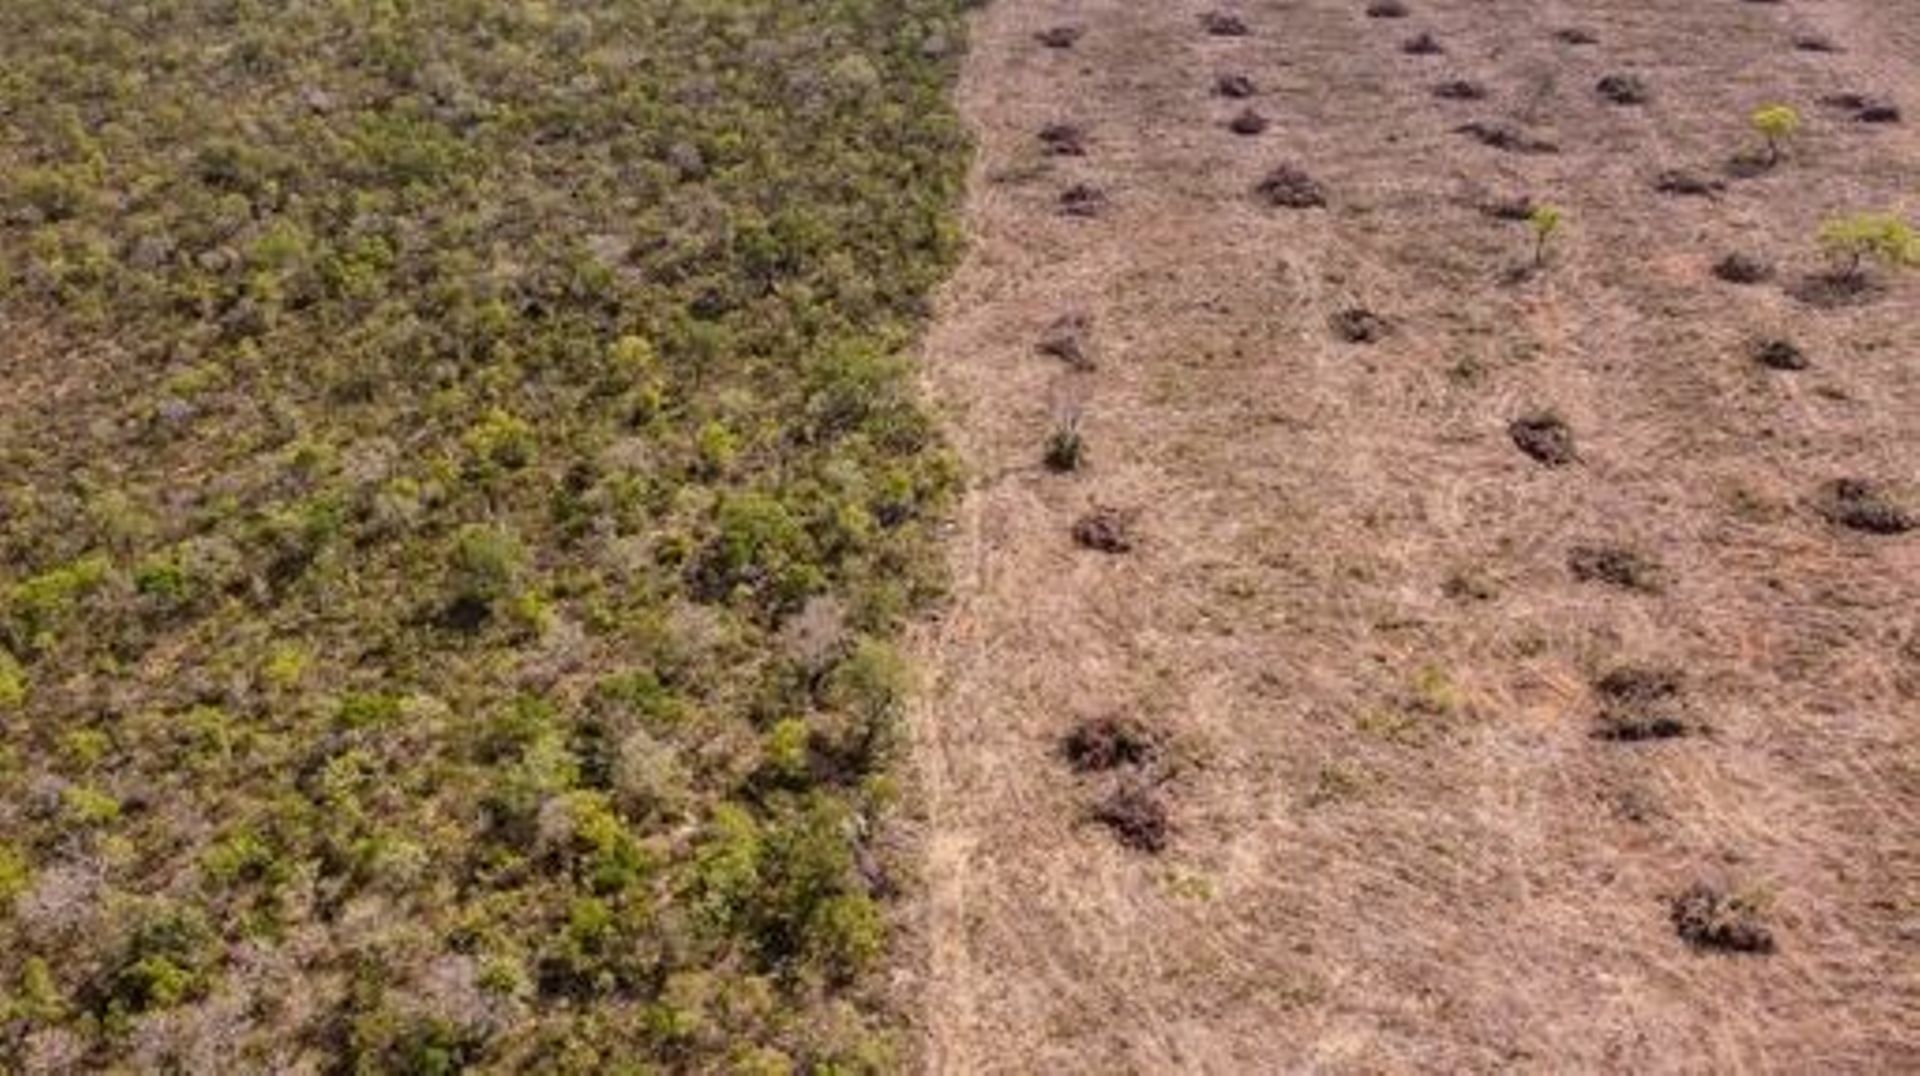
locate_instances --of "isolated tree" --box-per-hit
[1528,204,1564,268]
[1818,213,1918,282]
[1750,104,1800,165]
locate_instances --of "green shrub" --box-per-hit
[1819,213,1918,279]
[203,830,281,886]
[6,553,111,650]
[464,408,539,474]
[59,728,111,768]
[1751,104,1800,164]
[261,642,310,689]
[0,649,25,711]
[132,552,193,605]
[106,906,216,1014]
[449,524,528,611]
[1043,416,1084,473]
[62,783,120,826]
[693,795,884,980]
[0,843,31,908]
[9,958,64,1022]
[1528,204,1564,267]
[707,491,825,607]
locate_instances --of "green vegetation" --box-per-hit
[0,0,970,1069]
[1044,412,1086,473]
[1818,213,1919,281]
[1527,204,1564,268]
[1750,104,1801,165]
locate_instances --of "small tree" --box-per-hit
[1528,204,1564,268]
[1750,104,1800,165]
[1818,213,1918,281]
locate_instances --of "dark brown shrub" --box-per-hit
[1071,507,1136,553]
[1819,479,1913,535]
[1059,183,1108,218]
[1228,108,1270,135]
[1750,339,1808,371]
[1062,715,1161,772]
[1090,781,1170,852]
[1568,546,1663,592]
[1036,25,1084,49]
[1215,73,1257,98]
[1671,884,1776,953]
[1434,80,1488,101]
[1255,165,1326,208]
[1039,122,1088,156]
[1508,413,1577,466]
[1200,11,1249,36]
[1596,73,1650,105]
[1712,253,1772,284]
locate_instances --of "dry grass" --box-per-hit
[905,0,1920,1071]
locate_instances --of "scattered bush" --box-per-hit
[1671,883,1775,953]
[1039,122,1089,157]
[1090,781,1170,853]
[1750,104,1801,165]
[1200,12,1250,36]
[1228,108,1271,136]
[1528,205,1564,268]
[1062,716,1162,773]
[1044,412,1086,473]
[1036,25,1085,49]
[1256,165,1328,208]
[1596,74,1650,105]
[1818,479,1913,535]
[1330,306,1391,343]
[1509,413,1577,466]
[1403,33,1444,55]
[1713,253,1770,284]
[1654,170,1725,197]
[1071,507,1136,553]
[1751,339,1809,371]
[1038,311,1096,371]
[1817,213,1918,282]
[1059,183,1109,218]
[1568,546,1664,592]
[1215,74,1257,98]
[1434,79,1489,101]
[1592,666,1692,741]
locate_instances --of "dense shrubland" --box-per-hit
[0,0,970,1070]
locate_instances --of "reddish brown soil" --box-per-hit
[908,0,1920,1071]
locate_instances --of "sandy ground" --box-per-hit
[904,0,1919,1071]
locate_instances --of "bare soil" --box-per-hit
[908,0,1920,1070]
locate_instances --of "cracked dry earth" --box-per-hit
[905,0,1920,1072]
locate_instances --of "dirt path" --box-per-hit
[909,1,1919,1071]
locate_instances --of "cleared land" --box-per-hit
[909,0,1918,1071]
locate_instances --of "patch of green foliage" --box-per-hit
[1818,212,1919,280]
[1527,204,1564,267]
[1750,104,1800,164]
[0,0,970,1069]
